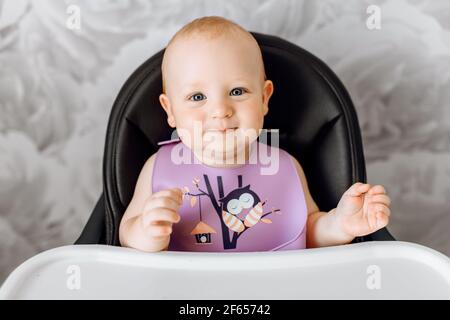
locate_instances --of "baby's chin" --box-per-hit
[183,139,249,165]
[179,127,258,163]
[197,148,249,167]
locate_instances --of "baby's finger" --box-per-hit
[345,182,371,197]
[150,220,173,227]
[376,211,389,229]
[367,208,378,231]
[154,188,183,205]
[147,223,173,238]
[369,194,391,207]
[371,204,391,217]
[368,185,386,195]
[383,205,391,217]
[142,208,180,227]
[143,196,181,213]
[151,188,183,205]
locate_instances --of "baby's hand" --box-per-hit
[335,183,391,238]
[138,188,183,251]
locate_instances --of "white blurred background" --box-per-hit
[1,0,449,283]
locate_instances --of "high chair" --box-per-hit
[1,32,449,299]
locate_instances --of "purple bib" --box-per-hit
[152,140,307,252]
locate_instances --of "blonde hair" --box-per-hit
[161,16,266,93]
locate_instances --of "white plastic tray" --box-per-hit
[1,241,449,299]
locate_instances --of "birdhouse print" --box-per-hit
[190,221,217,244]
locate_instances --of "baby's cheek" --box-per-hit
[179,124,207,147]
[237,106,258,123]
[242,114,264,134]
[178,112,204,129]
[187,114,206,129]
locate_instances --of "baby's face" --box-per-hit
[160,33,273,166]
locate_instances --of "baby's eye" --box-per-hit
[189,93,206,101]
[230,87,246,96]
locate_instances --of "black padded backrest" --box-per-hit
[103,32,367,245]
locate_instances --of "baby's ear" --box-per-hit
[262,80,274,116]
[159,93,176,128]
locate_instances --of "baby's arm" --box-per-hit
[290,156,391,248]
[119,154,182,252]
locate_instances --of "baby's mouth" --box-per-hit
[207,127,238,133]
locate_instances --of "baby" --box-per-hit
[119,16,391,252]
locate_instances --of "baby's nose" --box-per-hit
[210,103,233,119]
